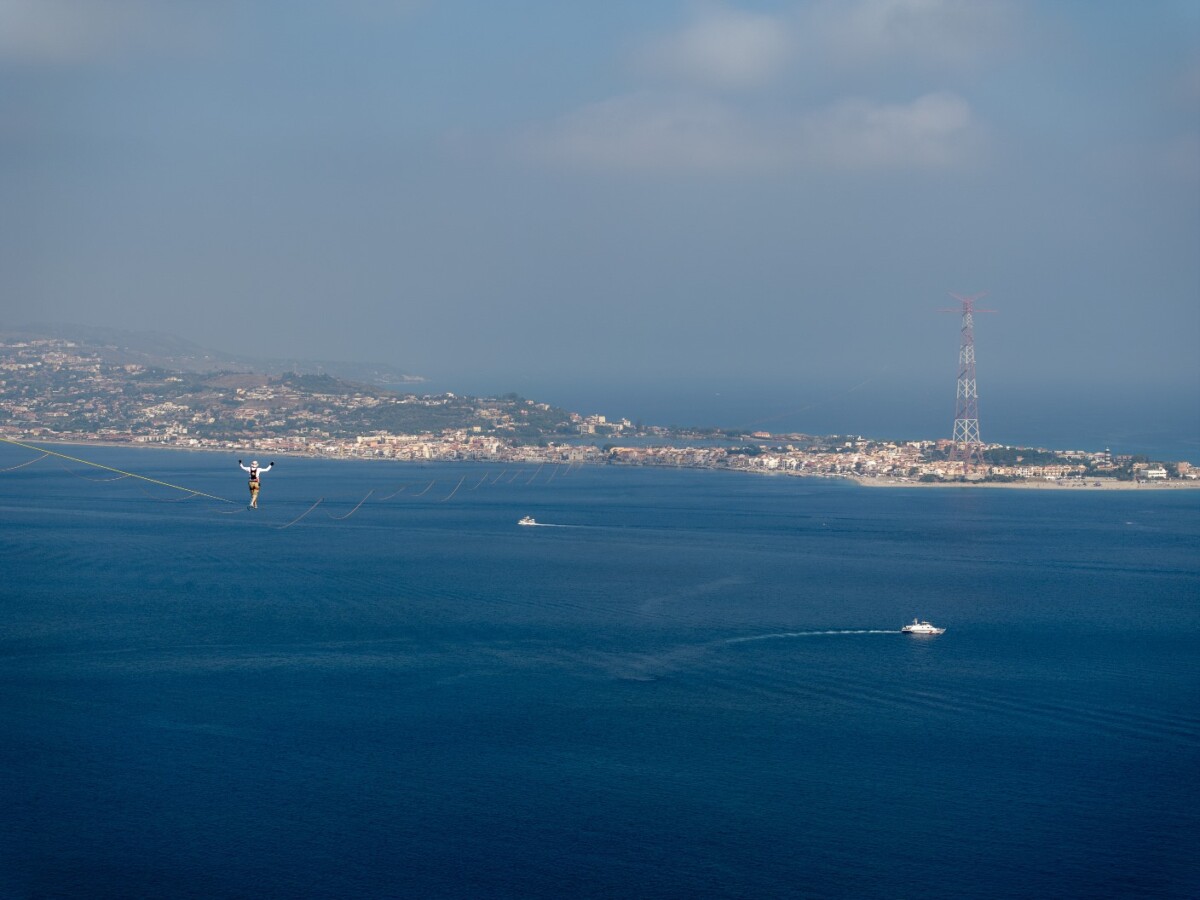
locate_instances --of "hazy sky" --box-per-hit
[3,1,1198,438]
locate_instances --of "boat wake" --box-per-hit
[597,629,901,683]
[723,630,898,644]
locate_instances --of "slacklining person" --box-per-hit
[238,459,274,508]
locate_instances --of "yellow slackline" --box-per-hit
[1,435,578,525]
[0,436,237,504]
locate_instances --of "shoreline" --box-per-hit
[4,435,1198,492]
[845,475,1199,491]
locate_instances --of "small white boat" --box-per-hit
[901,618,945,635]
[518,516,537,526]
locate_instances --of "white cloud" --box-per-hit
[516,92,774,172]
[797,91,978,169]
[516,90,980,174]
[514,1,1007,174]
[803,0,1019,70]
[638,6,793,89]
[631,0,1019,89]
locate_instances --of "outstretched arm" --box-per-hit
[238,460,252,473]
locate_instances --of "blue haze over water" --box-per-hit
[1,445,1198,898]
[425,372,1200,464]
[518,382,1200,464]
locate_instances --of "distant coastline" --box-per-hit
[5,334,1196,489]
[846,474,1199,491]
[6,436,1198,493]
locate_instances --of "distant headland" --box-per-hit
[1,328,1195,489]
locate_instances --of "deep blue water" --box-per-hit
[2,445,1198,898]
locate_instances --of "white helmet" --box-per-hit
[251,460,259,467]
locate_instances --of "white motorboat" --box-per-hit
[518,516,537,526]
[901,618,945,635]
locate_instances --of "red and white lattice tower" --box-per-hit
[945,292,993,468]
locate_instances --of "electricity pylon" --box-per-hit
[941,292,994,470]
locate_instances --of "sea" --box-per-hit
[1,444,1198,899]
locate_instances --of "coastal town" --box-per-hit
[2,334,1195,488]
